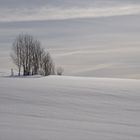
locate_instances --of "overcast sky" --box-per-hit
[0,0,140,47]
[0,0,140,78]
[1,0,140,22]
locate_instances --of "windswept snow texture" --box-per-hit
[0,76,140,140]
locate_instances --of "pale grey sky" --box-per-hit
[0,0,140,22]
[0,0,140,78]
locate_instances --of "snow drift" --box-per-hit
[0,76,140,140]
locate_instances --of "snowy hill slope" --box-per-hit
[0,76,140,140]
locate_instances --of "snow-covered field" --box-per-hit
[0,76,140,140]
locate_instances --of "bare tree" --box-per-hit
[31,41,42,75]
[42,52,55,76]
[56,66,64,75]
[11,68,14,76]
[11,33,55,76]
[11,39,22,76]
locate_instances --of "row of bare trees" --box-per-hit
[11,34,56,76]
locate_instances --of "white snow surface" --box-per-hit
[0,76,140,140]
